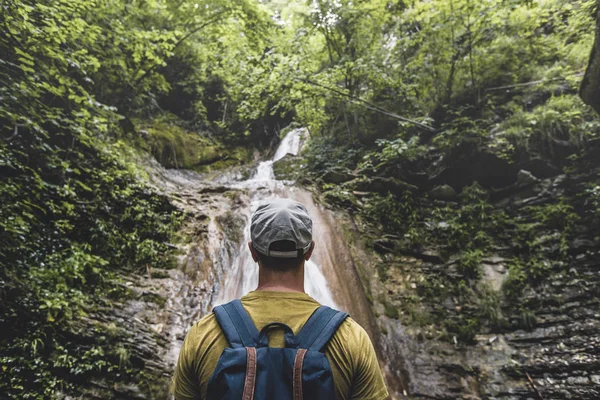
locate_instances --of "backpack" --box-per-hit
[207,299,349,400]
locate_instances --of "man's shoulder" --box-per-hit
[182,311,224,349]
[337,316,370,342]
[325,315,372,358]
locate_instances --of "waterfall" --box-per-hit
[216,128,338,308]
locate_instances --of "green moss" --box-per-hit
[477,286,505,329]
[272,155,305,180]
[199,145,254,172]
[457,249,483,281]
[143,120,221,169]
[383,300,400,319]
[142,292,167,308]
[380,324,389,335]
[406,305,433,327]
[447,317,479,344]
[375,262,389,282]
[132,116,255,172]
[517,309,536,330]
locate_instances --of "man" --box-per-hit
[172,198,389,400]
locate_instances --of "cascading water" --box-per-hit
[216,128,338,308]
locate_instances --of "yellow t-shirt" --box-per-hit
[172,291,389,400]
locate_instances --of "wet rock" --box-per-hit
[373,238,397,254]
[272,154,303,180]
[482,263,506,291]
[352,190,371,197]
[517,169,540,185]
[197,185,230,194]
[429,184,458,201]
[491,169,543,202]
[398,248,444,264]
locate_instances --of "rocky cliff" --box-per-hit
[306,138,600,399]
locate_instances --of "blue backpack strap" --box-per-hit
[213,300,259,348]
[295,306,349,351]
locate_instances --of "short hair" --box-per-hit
[255,240,305,271]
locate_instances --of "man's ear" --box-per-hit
[248,241,259,263]
[304,241,315,261]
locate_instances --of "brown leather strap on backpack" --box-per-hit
[242,347,257,400]
[293,349,307,400]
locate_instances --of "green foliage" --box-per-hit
[361,136,428,171]
[503,259,529,300]
[304,135,365,174]
[517,309,537,331]
[498,95,600,159]
[447,317,479,344]
[364,192,420,241]
[477,286,505,330]
[0,1,191,396]
[432,184,497,253]
[137,117,226,170]
[0,132,179,397]
[515,200,580,257]
[363,183,499,258]
[383,301,400,320]
[457,249,483,281]
[502,199,580,304]
[587,184,600,220]
[265,0,598,156]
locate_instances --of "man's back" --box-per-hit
[173,290,388,400]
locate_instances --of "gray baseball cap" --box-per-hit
[250,198,313,258]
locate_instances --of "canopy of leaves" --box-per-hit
[0,0,280,397]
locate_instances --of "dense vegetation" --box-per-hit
[0,0,284,397]
[284,0,600,344]
[1,0,599,398]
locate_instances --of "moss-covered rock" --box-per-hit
[136,117,255,171]
[141,120,221,169]
[272,154,306,180]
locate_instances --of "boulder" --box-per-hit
[518,157,561,179]
[272,154,302,180]
[491,169,544,202]
[430,148,519,190]
[516,169,540,185]
[429,184,458,201]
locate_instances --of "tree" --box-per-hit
[581,3,600,114]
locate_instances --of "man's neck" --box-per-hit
[256,264,305,293]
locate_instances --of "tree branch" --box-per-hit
[485,72,584,92]
[133,11,227,87]
[296,78,436,133]
[2,124,26,142]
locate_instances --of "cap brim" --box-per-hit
[253,242,312,259]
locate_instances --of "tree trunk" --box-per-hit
[580,6,600,114]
